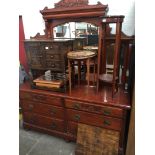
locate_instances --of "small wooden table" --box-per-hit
[67,50,96,93]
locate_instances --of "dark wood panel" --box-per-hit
[66,109,122,131]
[21,100,64,119]
[65,99,123,118]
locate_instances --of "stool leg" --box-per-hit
[68,59,71,93]
[93,58,96,85]
[87,59,90,86]
[72,61,75,87]
[78,60,81,85]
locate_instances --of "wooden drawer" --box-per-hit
[25,41,41,47]
[45,61,65,71]
[23,112,64,132]
[45,53,64,61]
[68,121,78,136]
[21,100,64,119]
[41,42,60,51]
[20,92,63,107]
[67,109,122,131]
[65,99,123,118]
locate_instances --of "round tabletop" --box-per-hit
[67,50,96,60]
[83,46,98,51]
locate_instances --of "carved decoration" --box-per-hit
[43,7,48,10]
[54,0,88,8]
[30,32,47,40]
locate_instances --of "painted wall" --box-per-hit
[19,0,135,39]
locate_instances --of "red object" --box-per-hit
[19,15,28,73]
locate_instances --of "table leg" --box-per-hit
[68,59,71,93]
[87,59,90,86]
[78,60,81,85]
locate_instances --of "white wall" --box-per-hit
[19,0,135,39]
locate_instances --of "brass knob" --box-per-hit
[33,95,46,101]
[51,64,55,68]
[51,122,57,129]
[103,109,111,115]
[24,93,30,99]
[37,55,42,58]
[73,103,80,109]
[51,108,56,115]
[30,118,36,124]
[74,114,80,121]
[29,104,34,110]
[50,55,54,58]
[103,120,111,126]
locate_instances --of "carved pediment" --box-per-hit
[54,0,88,8]
[40,0,108,20]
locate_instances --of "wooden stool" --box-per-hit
[67,50,96,93]
[83,46,98,84]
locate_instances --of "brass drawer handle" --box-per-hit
[50,55,54,58]
[33,95,46,101]
[29,104,34,110]
[36,55,42,58]
[30,118,36,124]
[51,108,56,115]
[103,120,111,126]
[74,114,80,121]
[24,93,31,99]
[51,122,57,129]
[51,64,55,68]
[103,109,111,115]
[73,103,80,109]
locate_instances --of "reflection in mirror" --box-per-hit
[53,22,99,47]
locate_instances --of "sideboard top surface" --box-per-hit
[24,39,74,42]
[20,82,131,110]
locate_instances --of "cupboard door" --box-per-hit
[25,42,44,69]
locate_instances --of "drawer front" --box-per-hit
[23,112,64,132]
[20,92,63,107]
[45,53,64,61]
[67,121,78,136]
[67,109,122,131]
[45,61,65,71]
[21,100,64,119]
[41,42,60,51]
[65,99,123,118]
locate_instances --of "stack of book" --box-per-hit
[33,75,64,89]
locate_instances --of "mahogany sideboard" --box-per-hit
[20,82,131,155]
